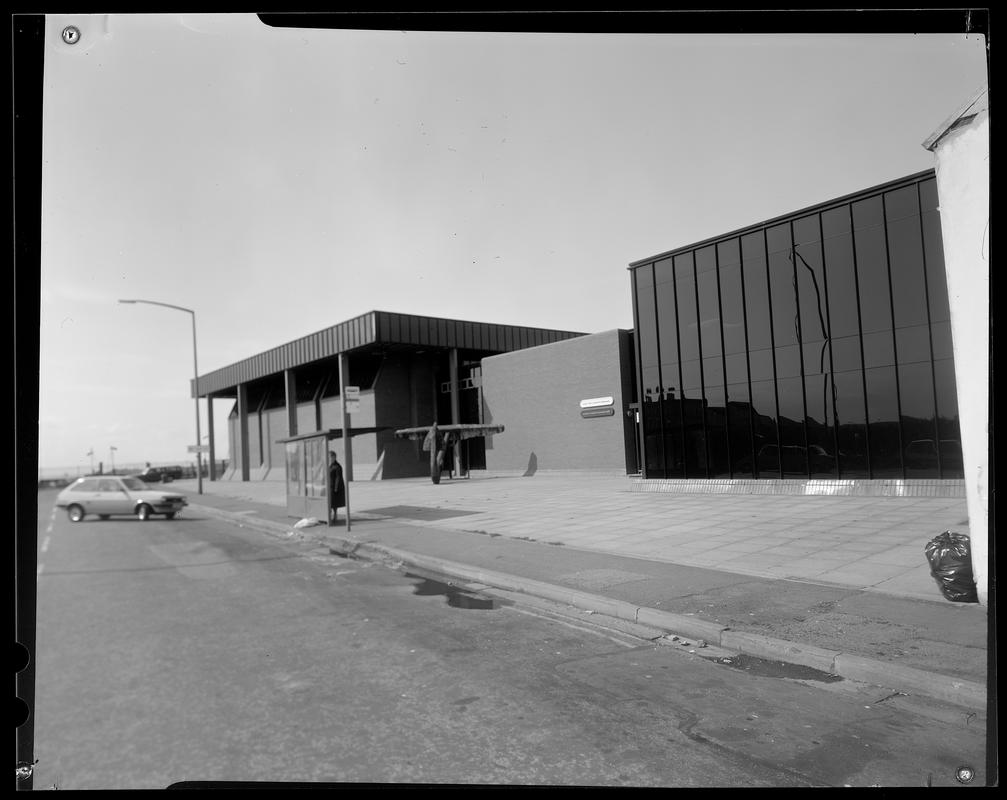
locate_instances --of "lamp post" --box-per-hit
[119,299,203,494]
[109,445,117,474]
[87,448,94,474]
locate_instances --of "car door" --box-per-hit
[94,478,132,515]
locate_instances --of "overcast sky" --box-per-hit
[36,13,987,472]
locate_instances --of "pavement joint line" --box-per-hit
[190,502,987,712]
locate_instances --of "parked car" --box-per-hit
[56,475,188,522]
[161,465,185,480]
[137,467,169,483]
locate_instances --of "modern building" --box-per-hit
[192,310,588,483]
[628,169,962,482]
[197,171,971,490]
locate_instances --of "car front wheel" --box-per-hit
[137,504,153,521]
[67,505,84,523]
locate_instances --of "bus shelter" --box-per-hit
[277,428,383,523]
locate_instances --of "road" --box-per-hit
[29,489,986,788]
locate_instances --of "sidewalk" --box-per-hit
[173,473,989,711]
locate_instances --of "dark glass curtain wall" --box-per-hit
[630,171,962,480]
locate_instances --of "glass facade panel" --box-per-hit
[822,217,860,339]
[852,196,895,335]
[675,254,700,363]
[864,366,902,477]
[742,232,772,351]
[767,224,798,348]
[885,187,929,329]
[704,384,731,477]
[834,369,869,477]
[726,382,753,477]
[805,373,838,476]
[750,379,779,476]
[899,361,939,478]
[634,172,957,482]
[933,358,964,478]
[920,179,951,324]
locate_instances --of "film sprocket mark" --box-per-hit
[955,765,975,783]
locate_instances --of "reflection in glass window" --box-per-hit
[865,366,902,477]
[768,225,798,348]
[899,362,939,478]
[822,217,860,340]
[777,376,807,474]
[642,366,664,476]
[742,232,772,351]
[834,369,869,477]
[750,379,779,477]
[635,265,659,371]
[727,382,754,477]
[661,381,684,477]
[704,384,730,477]
[920,180,950,325]
[853,197,895,335]
[885,188,928,329]
[805,373,837,476]
[675,254,700,363]
[682,393,706,477]
[933,358,963,479]
[286,442,303,497]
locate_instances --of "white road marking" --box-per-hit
[37,563,44,576]
[41,536,51,553]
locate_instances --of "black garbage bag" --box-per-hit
[924,530,978,603]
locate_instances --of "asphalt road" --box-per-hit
[29,490,986,788]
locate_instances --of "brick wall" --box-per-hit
[480,329,635,473]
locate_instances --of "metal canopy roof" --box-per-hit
[193,310,586,398]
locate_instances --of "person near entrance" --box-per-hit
[328,450,346,525]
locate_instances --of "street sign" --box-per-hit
[345,398,360,414]
[579,396,614,409]
[187,445,210,453]
[344,386,360,400]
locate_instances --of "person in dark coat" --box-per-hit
[329,451,346,524]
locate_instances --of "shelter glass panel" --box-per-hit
[696,246,722,361]
[767,223,798,348]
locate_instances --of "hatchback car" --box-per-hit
[56,475,188,522]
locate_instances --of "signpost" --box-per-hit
[187,445,210,454]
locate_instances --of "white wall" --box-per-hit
[932,110,989,606]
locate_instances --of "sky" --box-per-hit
[34,12,988,473]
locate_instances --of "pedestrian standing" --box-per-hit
[329,450,346,524]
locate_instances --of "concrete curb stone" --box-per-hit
[192,502,988,712]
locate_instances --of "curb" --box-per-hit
[193,503,988,712]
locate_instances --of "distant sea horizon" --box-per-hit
[37,460,226,481]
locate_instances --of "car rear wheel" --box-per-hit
[99,515,110,520]
[67,505,85,523]
[137,504,153,521]
[165,512,176,520]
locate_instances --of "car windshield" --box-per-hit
[121,477,148,491]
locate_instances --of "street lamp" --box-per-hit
[109,445,117,474]
[119,299,203,494]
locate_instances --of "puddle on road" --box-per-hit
[405,572,513,610]
[706,653,843,683]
